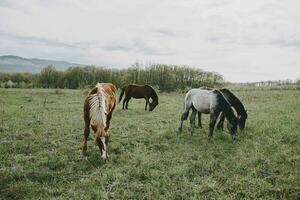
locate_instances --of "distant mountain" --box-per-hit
[0,55,84,73]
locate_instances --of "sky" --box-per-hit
[0,0,299,82]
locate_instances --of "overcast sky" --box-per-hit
[0,0,299,82]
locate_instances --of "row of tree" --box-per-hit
[242,80,300,87]
[0,64,224,91]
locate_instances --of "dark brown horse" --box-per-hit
[119,84,158,111]
[216,88,248,131]
[82,83,117,160]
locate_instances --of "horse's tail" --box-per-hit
[118,86,126,103]
[184,90,193,109]
[88,85,107,128]
[181,91,193,120]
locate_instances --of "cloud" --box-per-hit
[102,38,176,56]
[151,28,178,37]
[0,31,83,49]
[0,0,300,82]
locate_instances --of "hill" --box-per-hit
[0,55,83,72]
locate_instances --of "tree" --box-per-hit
[38,65,60,88]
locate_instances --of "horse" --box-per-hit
[178,88,238,140]
[196,88,247,131]
[119,84,159,111]
[82,83,117,160]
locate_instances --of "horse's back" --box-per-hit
[102,83,117,105]
[90,83,117,112]
[97,83,117,92]
[188,89,218,113]
[125,84,146,98]
[126,84,142,91]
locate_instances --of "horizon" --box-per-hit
[0,54,299,84]
[1,0,300,82]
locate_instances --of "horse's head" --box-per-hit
[149,99,158,111]
[148,87,158,111]
[227,117,238,140]
[238,110,248,130]
[97,134,110,160]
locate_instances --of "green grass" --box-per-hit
[0,88,299,199]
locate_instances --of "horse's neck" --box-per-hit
[224,111,235,123]
[90,89,107,124]
[217,94,236,123]
[221,90,245,116]
[152,92,158,101]
[96,125,107,137]
[148,87,157,100]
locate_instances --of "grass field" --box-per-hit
[0,88,300,199]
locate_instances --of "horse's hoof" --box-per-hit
[217,126,224,131]
[80,154,87,160]
[232,135,237,141]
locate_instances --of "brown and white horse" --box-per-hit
[82,83,117,160]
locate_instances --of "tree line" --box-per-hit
[0,63,224,92]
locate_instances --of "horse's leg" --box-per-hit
[122,98,126,109]
[216,112,225,131]
[104,111,113,159]
[105,102,116,132]
[196,112,202,129]
[178,109,189,132]
[178,99,192,132]
[189,108,197,135]
[145,97,149,111]
[208,110,220,138]
[82,121,90,157]
[125,97,130,109]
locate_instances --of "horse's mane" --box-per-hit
[220,88,246,116]
[88,83,107,128]
[199,86,213,90]
[213,90,236,123]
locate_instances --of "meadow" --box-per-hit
[0,88,299,199]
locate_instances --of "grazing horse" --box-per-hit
[82,83,117,160]
[119,84,159,111]
[178,89,238,140]
[197,88,247,131]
